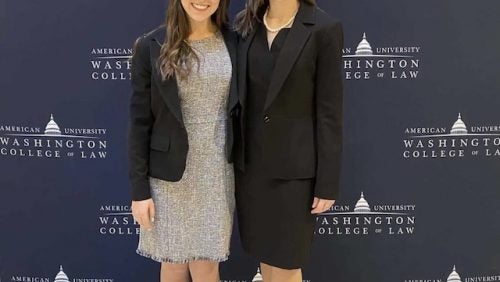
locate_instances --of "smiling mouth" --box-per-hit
[191,3,210,11]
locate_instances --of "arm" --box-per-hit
[128,35,154,201]
[314,22,344,200]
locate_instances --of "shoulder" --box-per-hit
[132,25,165,67]
[301,5,343,52]
[135,25,166,46]
[311,6,343,35]
[306,6,343,49]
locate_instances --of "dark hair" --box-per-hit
[158,0,230,80]
[234,0,315,38]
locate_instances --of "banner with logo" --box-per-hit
[1,0,499,281]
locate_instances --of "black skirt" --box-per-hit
[235,165,315,269]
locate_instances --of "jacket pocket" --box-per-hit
[149,134,170,152]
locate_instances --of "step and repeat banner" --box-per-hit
[1,0,499,281]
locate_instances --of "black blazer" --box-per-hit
[235,3,344,200]
[129,26,239,201]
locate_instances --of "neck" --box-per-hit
[189,19,217,40]
[268,0,300,20]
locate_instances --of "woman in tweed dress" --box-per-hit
[128,0,238,281]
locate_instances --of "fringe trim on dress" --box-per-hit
[136,249,229,264]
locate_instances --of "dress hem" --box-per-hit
[136,249,229,264]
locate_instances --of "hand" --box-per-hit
[131,198,156,231]
[311,197,335,214]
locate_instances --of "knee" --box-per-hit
[162,262,189,274]
[189,261,219,274]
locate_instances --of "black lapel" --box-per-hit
[221,28,239,112]
[263,3,315,110]
[238,29,258,108]
[150,28,184,125]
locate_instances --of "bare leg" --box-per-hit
[260,262,302,282]
[260,262,273,281]
[160,262,190,282]
[189,261,220,282]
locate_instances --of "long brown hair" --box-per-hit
[234,0,315,38]
[158,0,230,80]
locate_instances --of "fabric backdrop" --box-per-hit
[1,0,499,281]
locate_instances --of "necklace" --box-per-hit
[263,7,298,33]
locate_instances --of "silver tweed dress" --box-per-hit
[137,31,235,263]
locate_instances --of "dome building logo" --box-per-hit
[450,114,468,135]
[404,265,500,282]
[90,46,132,81]
[355,33,374,56]
[252,268,263,282]
[316,192,416,237]
[45,114,62,136]
[403,113,500,159]
[221,267,312,282]
[343,32,422,80]
[0,113,108,160]
[6,264,114,282]
[247,267,311,282]
[54,265,70,282]
[354,192,371,213]
[447,266,462,282]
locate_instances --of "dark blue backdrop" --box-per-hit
[1,0,500,281]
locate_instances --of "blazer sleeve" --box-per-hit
[128,35,154,201]
[314,22,344,200]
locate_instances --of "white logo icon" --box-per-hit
[4,114,98,139]
[44,114,62,136]
[447,265,462,282]
[354,192,371,213]
[54,265,70,282]
[408,113,500,138]
[252,267,263,282]
[323,192,409,215]
[344,33,413,58]
[355,33,373,56]
[450,113,468,135]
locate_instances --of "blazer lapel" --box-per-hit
[238,29,258,109]
[150,31,184,126]
[264,4,314,110]
[221,28,238,112]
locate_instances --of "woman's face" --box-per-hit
[181,0,220,24]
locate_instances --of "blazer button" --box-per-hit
[264,115,270,123]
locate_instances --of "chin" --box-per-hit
[188,14,213,23]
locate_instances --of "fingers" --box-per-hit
[312,197,320,208]
[131,202,142,226]
[311,199,335,214]
[131,200,155,231]
[149,201,156,224]
[311,202,325,214]
[141,212,153,230]
[133,214,143,227]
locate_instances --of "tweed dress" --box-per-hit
[137,31,235,263]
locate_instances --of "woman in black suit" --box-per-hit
[234,0,343,280]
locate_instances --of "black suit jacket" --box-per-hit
[129,26,239,201]
[235,3,344,200]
